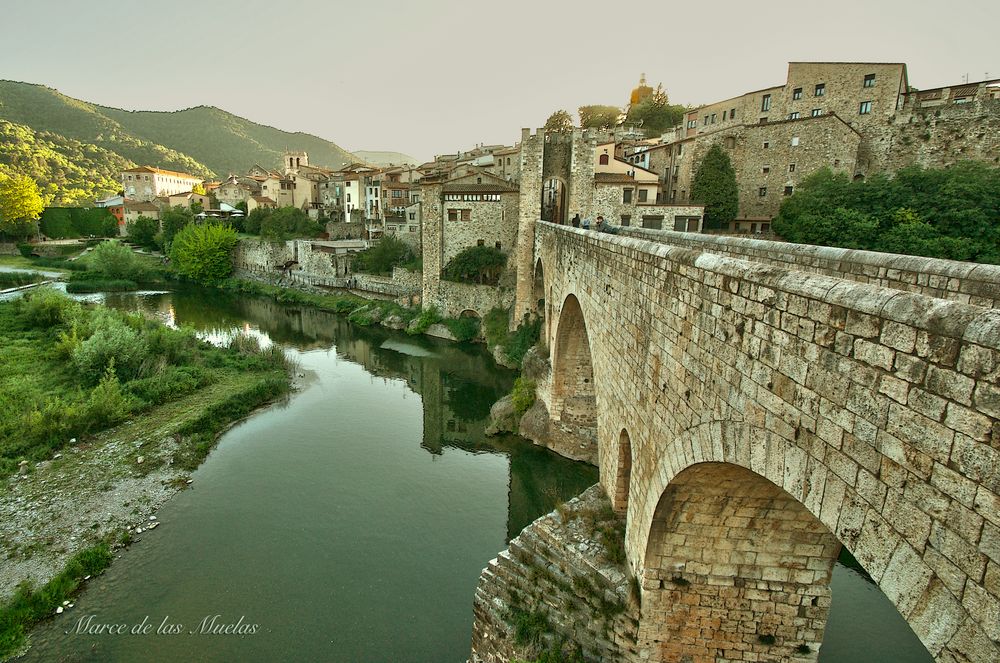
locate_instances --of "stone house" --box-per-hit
[437,171,519,265]
[122,200,160,226]
[215,175,255,207]
[121,166,203,202]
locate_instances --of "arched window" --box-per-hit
[599,154,610,166]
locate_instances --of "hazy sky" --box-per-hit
[2,0,997,163]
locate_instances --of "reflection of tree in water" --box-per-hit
[442,372,499,422]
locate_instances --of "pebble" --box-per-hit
[69,438,76,444]
[147,522,159,529]
[136,456,145,465]
[53,453,62,459]
[62,600,70,606]
[56,607,63,614]
[149,516,156,521]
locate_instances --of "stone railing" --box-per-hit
[613,226,1000,308]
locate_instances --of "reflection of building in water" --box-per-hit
[163,286,594,539]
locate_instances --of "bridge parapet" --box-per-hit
[614,225,1000,308]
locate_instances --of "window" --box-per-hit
[724,136,736,149]
[759,187,768,197]
[623,188,633,203]
[789,163,796,172]
[812,108,822,117]
[346,193,351,202]
[448,209,458,222]
[677,144,683,156]
[863,73,876,88]
[703,115,709,126]
[477,239,485,246]
[476,177,482,184]
[815,83,825,96]
[620,215,631,226]
[792,87,803,100]
[859,101,872,114]
[461,209,471,221]
[784,186,794,196]
[506,157,511,165]
[599,154,609,165]
[789,112,800,119]
[710,113,717,123]
[762,141,770,149]
[638,189,648,202]
[687,119,696,129]
[729,108,736,119]
[762,166,770,174]
[641,215,663,230]
[408,212,416,220]
[761,94,771,112]
[408,226,416,232]
[790,136,800,146]
[759,117,769,124]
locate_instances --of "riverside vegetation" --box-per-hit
[0,285,292,659]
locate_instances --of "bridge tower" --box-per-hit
[513,128,543,327]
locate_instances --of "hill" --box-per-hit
[0,80,357,203]
[353,150,419,166]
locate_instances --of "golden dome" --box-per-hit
[630,73,653,105]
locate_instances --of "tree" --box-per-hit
[159,206,194,249]
[690,144,739,230]
[191,182,207,195]
[351,236,415,275]
[442,245,507,285]
[170,222,238,284]
[544,110,573,132]
[88,239,148,281]
[259,206,321,240]
[0,174,45,237]
[127,216,159,248]
[773,162,1000,263]
[625,98,686,135]
[579,105,622,130]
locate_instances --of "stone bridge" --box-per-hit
[503,222,1000,662]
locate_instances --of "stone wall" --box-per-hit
[232,238,294,274]
[514,130,544,323]
[866,98,1000,173]
[471,486,639,663]
[434,280,512,319]
[534,221,1000,662]
[590,185,704,230]
[441,193,519,264]
[615,226,1000,307]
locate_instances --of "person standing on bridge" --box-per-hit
[571,213,580,228]
[581,217,591,230]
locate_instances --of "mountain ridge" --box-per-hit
[0,80,358,204]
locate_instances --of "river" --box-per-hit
[19,286,933,663]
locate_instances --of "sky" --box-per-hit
[2,0,997,164]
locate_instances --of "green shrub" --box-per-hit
[258,207,322,240]
[125,366,211,406]
[17,287,78,328]
[443,316,480,342]
[87,240,148,281]
[71,315,149,383]
[407,305,442,335]
[0,272,44,287]
[159,206,194,248]
[483,307,510,348]
[351,236,415,275]
[16,243,33,258]
[170,222,238,284]
[511,377,537,416]
[81,366,136,429]
[442,245,507,284]
[504,316,542,365]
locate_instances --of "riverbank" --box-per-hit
[0,290,293,660]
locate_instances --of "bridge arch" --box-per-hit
[551,293,597,437]
[632,420,976,663]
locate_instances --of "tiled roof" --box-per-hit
[125,201,160,212]
[593,173,638,184]
[123,166,201,179]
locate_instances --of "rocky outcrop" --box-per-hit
[485,395,518,436]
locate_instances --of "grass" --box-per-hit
[0,272,45,288]
[0,289,291,477]
[0,543,113,659]
[64,279,137,293]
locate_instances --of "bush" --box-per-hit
[159,206,194,248]
[81,366,136,429]
[87,240,148,281]
[125,366,211,406]
[511,377,536,415]
[351,236,415,275]
[71,314,149,383]
[170,222,238,284]
[504,316,542,365]
[442,245,507,284]
[16,243,33,258]
[18,287,78,328]
[406,306,442,335]
[443,316,480,342]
